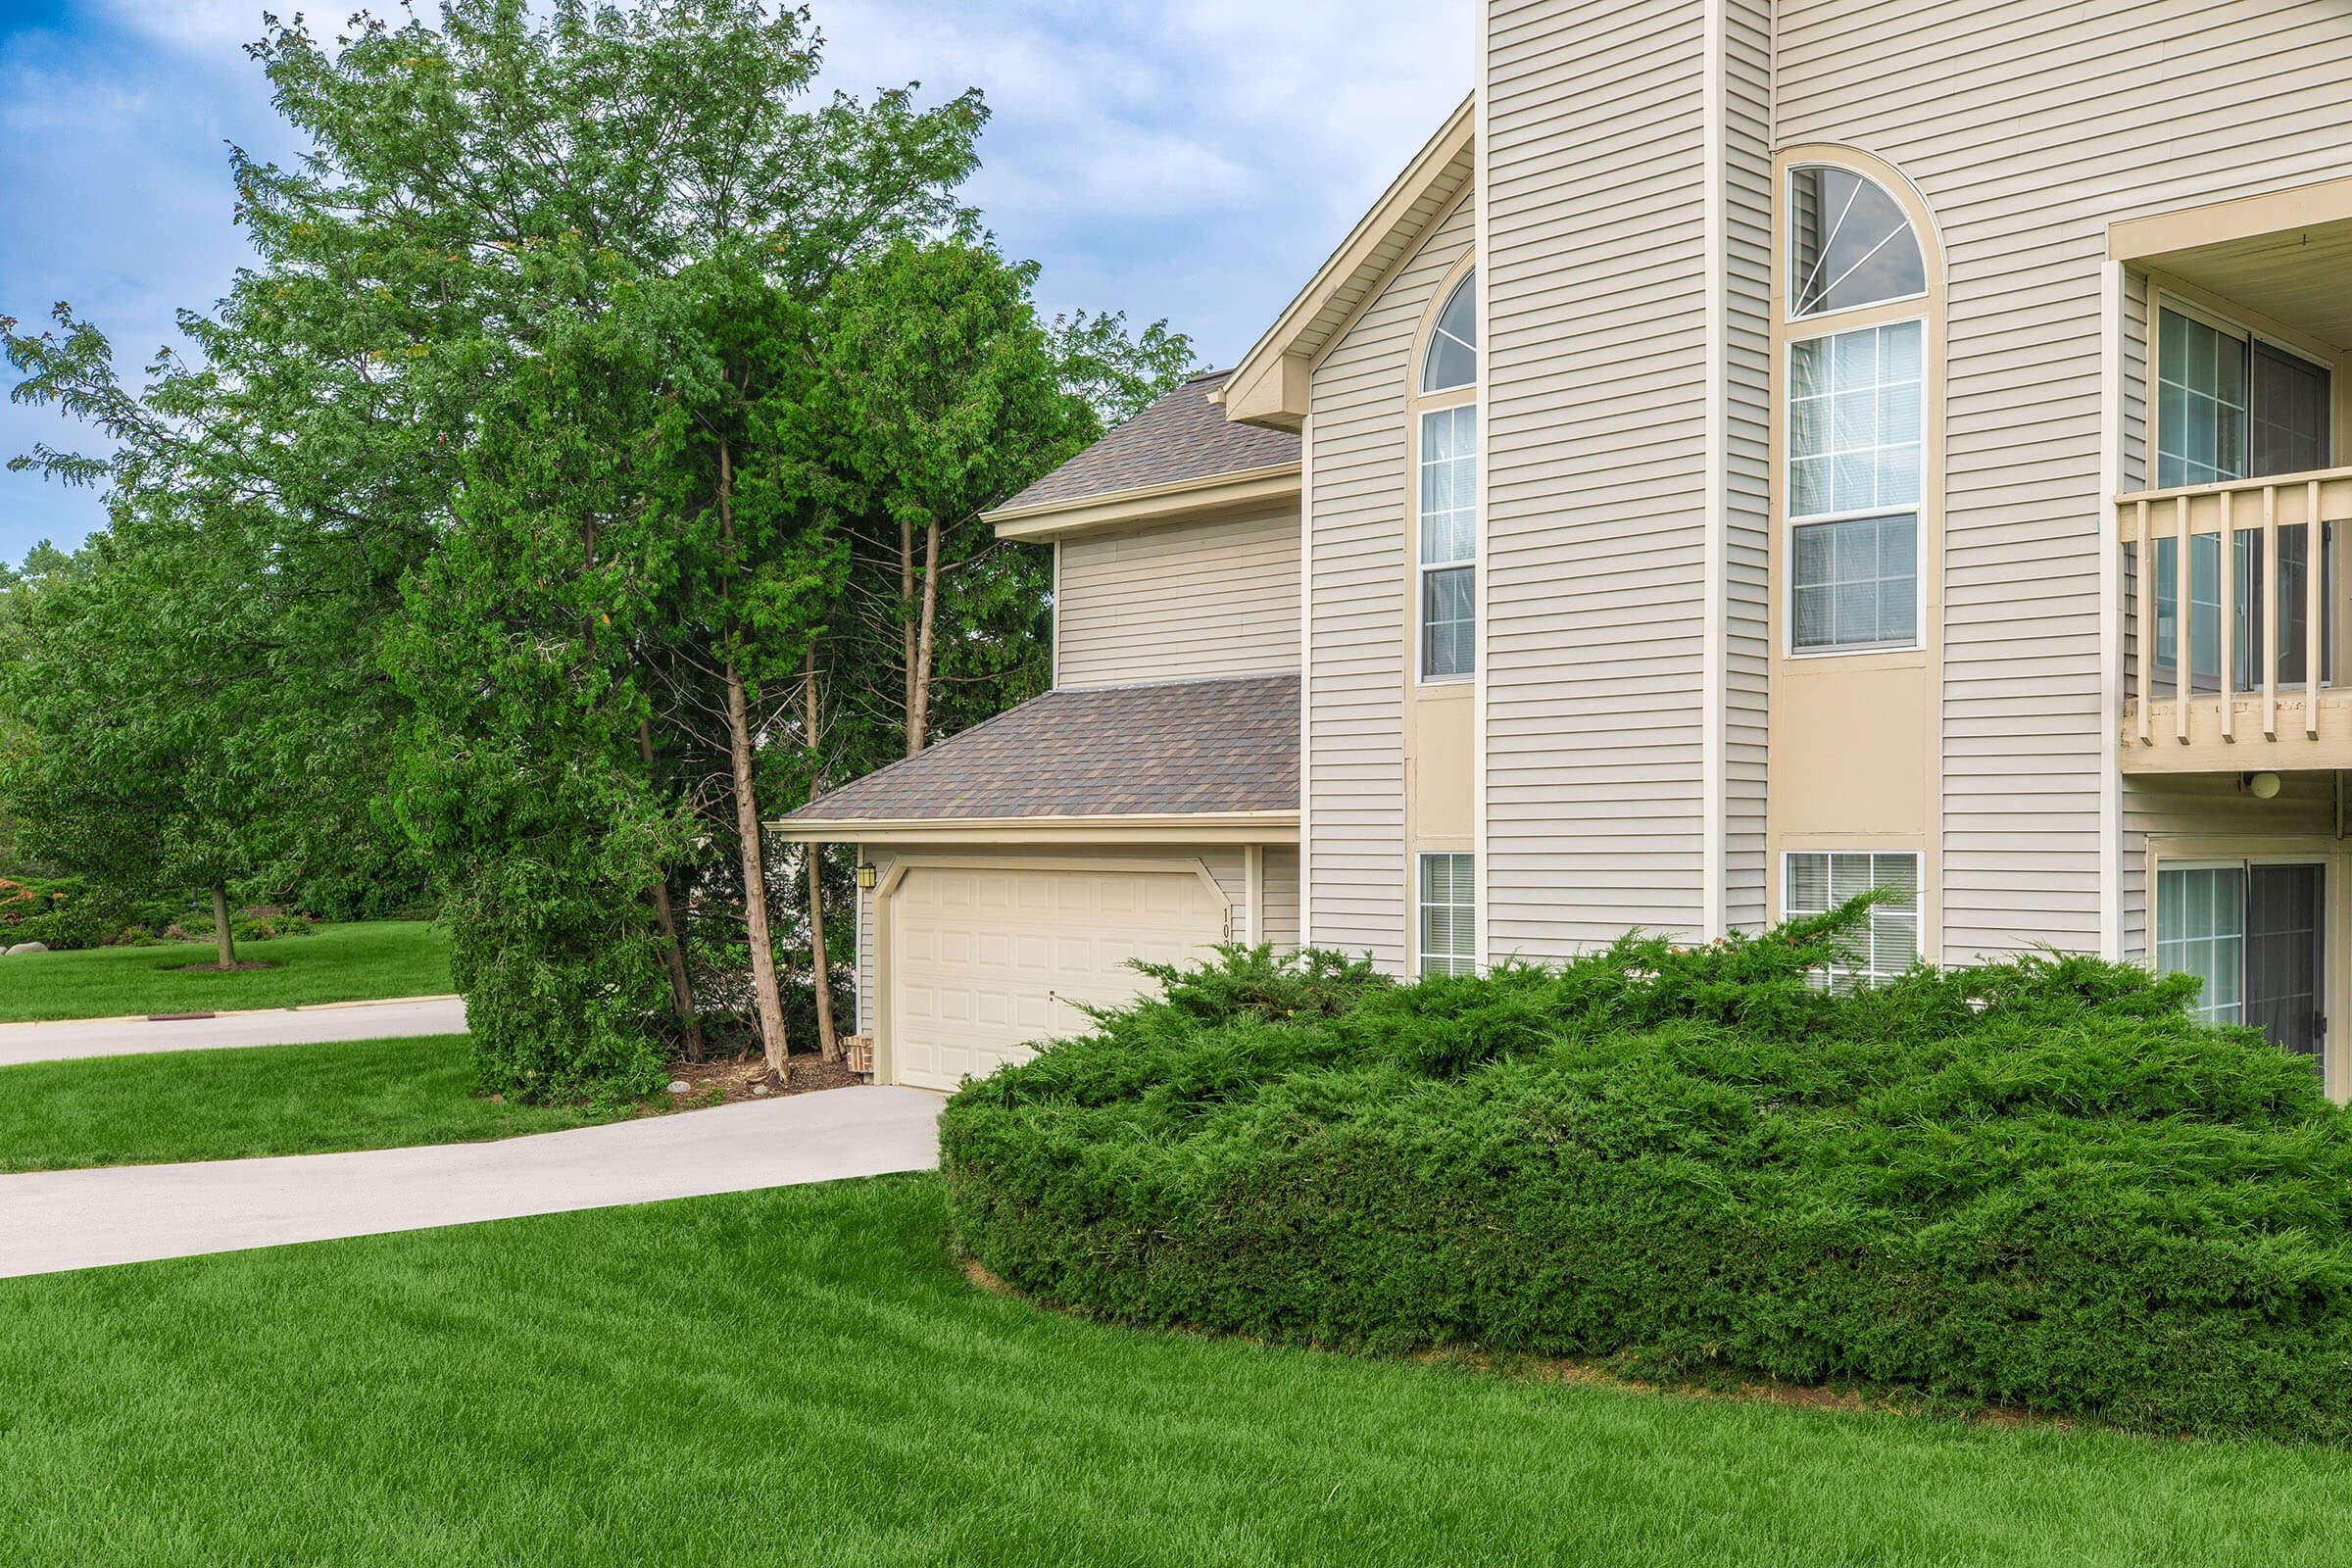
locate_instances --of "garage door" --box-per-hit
[889,863,1227,1091]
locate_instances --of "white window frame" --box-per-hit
[1779,849,1923,988]
[1783,163,1930,325]
[1783,316,1930,659]
[1415,851,1478,978]
[2150,291,2336,491]
[1411,268,1479,689]
[1415,402,1478,685]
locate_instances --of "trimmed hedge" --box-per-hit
[941,913,2352,1444]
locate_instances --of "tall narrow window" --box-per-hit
[1418,853,1476,977]
[1416,270,1477,681]
[1783,163,1929,657]
[1782,852,1920,989]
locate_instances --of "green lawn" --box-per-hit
[0,919,452,1021]
[0,1034,638,1172]
[3,1178,2348,1566]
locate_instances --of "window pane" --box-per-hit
[2156,865,2247,1025]
[2155,308,2248,489]
[1418,407,1477,566]
[1422,565,1475,679]
[1791,515,1918,651]
[1789,166,1927,318]
[1784,851,1921,990]
[2252,341,2332,477]
[1418,853,1477,977]
[1421,271,1478,392]
[1788,321,1922,520]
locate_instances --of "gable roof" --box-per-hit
[1217,95,1476,430]
[774,674,1298,834]
[988,369,1299,517]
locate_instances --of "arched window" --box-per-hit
[1414,268,1478,688]
[1788,165,1925,318]
[1782,163,1935,654]
[1421,271,1478,391]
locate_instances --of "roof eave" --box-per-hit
[1218,95,1476,431]
[984,463,1302,541]
[767,810,1299,846]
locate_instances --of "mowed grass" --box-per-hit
[0,919,452,1021]
[4,1177,2350,1567]
[0,1035,638,1172]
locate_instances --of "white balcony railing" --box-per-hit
[2118,466,2352,773]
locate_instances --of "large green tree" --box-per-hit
[5,0,1191,1096]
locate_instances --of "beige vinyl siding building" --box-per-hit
[800,0,2352,1102]
[1779,0,2352,962]
[1303,194,1476,968]
[1055,508,1299,688]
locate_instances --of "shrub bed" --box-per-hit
[941,913,2352,1444]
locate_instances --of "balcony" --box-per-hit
[2118,466,2352,773]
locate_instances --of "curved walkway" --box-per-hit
[0,995,469,1068]
[0,1085,943,1279]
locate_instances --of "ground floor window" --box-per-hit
[1782,851,1920,989]
[2155,859,2325,1071]
[1417,853,1475,977]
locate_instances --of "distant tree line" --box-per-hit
[0,0,1190,1097]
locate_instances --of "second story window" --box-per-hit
[1784,163,1932,656]
[1416,269,1478,681]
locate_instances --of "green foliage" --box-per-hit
[3,1,1193,1099]
[943,909,2352,1444]
[0,875,132,952]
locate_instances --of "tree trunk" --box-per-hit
[804,652,840,1061]
[727,658,790,1081]
[639,723,706,1061]
[210,882,236,967]
[716,428,789,1081]
[908,517,942,756]
[900,516,920,757]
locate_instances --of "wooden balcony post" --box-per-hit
[2309,479,2325,739]
[2264,484,2279,741]
[2176,494,2191,745]
[2134,497,2153,746]
[2219,487,2234,743]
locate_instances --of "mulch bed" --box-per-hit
[161,960,276,974]
[659,1053,863,1108]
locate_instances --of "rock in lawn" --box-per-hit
[752,1084,772,1096]
[667,1079,690,1095]
[4,941,47,956]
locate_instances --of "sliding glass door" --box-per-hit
[2156,860,2327,1070]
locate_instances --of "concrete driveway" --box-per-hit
[0,995,469,1068]
[0,1084,944,1279]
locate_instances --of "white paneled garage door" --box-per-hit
[888,862,1228,1091]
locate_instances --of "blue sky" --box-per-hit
[0,0,1471,564]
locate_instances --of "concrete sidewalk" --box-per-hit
[0,1085,943,1278]
[0,996,469,1068]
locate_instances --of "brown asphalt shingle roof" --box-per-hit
[992,370,1299,514]
[784,674,1298,823]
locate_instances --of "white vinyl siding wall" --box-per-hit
[1054,508,1301,688]
[1305,194,1476,968]
[1262,847,1301,950]
[1778,0,2352,962]
[1484,0,1749,951]
[1720,0,1777,934]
